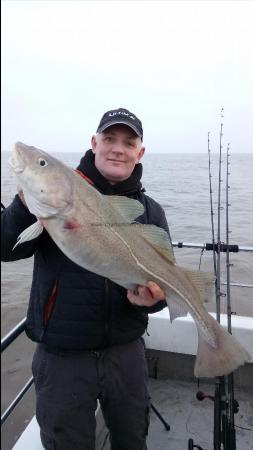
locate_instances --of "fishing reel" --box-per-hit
[196,391,239,413]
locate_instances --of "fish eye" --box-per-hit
[38,158,48,167]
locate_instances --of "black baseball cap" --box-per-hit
[96,108,143,140]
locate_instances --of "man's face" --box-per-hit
[91,125,145,184]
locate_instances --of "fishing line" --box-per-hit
[198,246,205,271]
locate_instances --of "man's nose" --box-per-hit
[111,143,124,154]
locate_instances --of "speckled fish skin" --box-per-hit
[9,142,250,378]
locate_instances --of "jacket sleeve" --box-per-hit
[135,299,167,314]
[1,194,41,261]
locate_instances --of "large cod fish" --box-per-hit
[9,142,250,378]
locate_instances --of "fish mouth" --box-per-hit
[8,143,26,173]
[8,155,25,173]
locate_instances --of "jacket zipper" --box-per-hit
[39,279,59,341]
[44,279,59,325]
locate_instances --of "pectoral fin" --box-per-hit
[12,221,44,250]
[165,292,188,322]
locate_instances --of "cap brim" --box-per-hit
[97,120,142,139]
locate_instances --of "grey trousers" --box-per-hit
[32,339,150,450]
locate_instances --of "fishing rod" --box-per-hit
[188,118,224,450]
[216,108,224,324]
[189,110,242,450]
[224,144,237,449]
[212,110,234,450]
[212,109,224,450]
[208,131,217,278]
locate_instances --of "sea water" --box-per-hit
[1,151,253,316]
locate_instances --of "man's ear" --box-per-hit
[137,146,145,162]
[91,135,97,154]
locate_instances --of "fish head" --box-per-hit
[9,142,73,218]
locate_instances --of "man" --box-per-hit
[1,108,172,450]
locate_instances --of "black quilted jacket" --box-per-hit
[1,150,172,350]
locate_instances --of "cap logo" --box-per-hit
[97,108,143,139]
[108,111,136,121]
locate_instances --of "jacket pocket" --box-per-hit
[44,279,59,326]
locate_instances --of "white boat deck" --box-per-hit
[12,379,253,450]
[12,417,42,450]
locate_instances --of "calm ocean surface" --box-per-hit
[1,151,253,316]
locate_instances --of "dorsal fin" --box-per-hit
[135,224,176,264]
[106,195,145,222]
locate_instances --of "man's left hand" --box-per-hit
[127,281,165,307]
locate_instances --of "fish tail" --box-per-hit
[194,315,250,378]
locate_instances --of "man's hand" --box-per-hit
[127,281,165,307]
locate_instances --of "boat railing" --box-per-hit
[1,318,34,426]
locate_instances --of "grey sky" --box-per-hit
[2,0,253,153]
